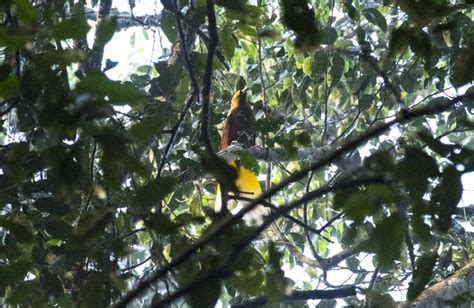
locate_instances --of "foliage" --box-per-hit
[0,0,473,307]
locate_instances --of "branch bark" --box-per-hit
[231,286,357,307]
[399,260,474,307]
[86,11,160,30]
[85,0,113,72]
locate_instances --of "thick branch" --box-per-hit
[399,260,474,307]
[218,144,336,163]
[86,12,160,30]
[231,286,357,307]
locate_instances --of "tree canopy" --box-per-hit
[0,0,473,307]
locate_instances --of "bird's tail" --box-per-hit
[215,161,269,225]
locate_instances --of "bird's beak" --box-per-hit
[241,87,248,94]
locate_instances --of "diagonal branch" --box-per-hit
[231,286,357,307]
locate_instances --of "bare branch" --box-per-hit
[231,286,357,307]
[217,144,337,163]
[86,11,160,30]
[86,0,113,72]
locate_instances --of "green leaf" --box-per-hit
[0,261,32,288]
[0,75,20,99]
[202,154,238,193]
[94,16,117,47]
[145,213,178,235]
[0,29,31,48]
[302,55,313,77]
[6,281,43,305]
[40,269,63,299]
[129,116,166,141]
[134,176,178,209]
[452,48,474,87]
[232,247,266,297]
[320,26,338,45]
[81,272,110,307]
[33,197,70,216]
[51,16,91,40]
[295,131,311,146]
[363,8,387,32]
[363,289,396,307]
[0,213,35,243]
[432,166,462,233]
[409,29,431,68]
[235,150,260,175]
[364,152,395,176]
[389,27,431,67]
[330,54,345,87]
[410,200,432,242]
[418,130,454,157]
[160,10,178,42]
[366,214,405,268]
[316,299,338,307]
[43,218,73,240]
[186,279,221,308]
[407,251,438,301]
[73,207,112,241]
[281,0,321,49]
[220,26,236,61]
[335,184,398,222]
[38,49,86,66]
[216,0,246,10]
[76,72,145,105]
[264,242,287,305]
[14,0,37,24]
[396,148,438,198]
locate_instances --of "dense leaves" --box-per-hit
[0,0,473,307]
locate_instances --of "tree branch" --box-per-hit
[86,11,160,30]
[231,286,357,307]
[217,144,337,163]
[399,260,474,307]
[86,0,113,72]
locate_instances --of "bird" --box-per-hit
[215,89,266,224]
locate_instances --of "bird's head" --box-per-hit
[230,88,247,110]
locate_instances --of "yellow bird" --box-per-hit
[215,89,264,223]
